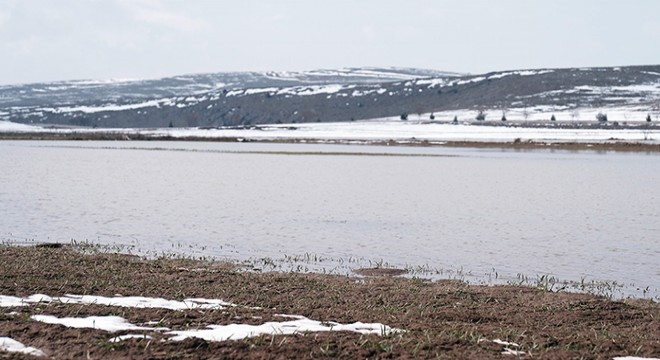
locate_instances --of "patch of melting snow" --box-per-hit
[481,338,530,356]
[166,314,400,341]
[28,313,399,342]
[3,294,400,342]
[109,334,153,343]
[31,315,167,332]
[502,347,528,356]
[0,293,238,310]
[488,70,554,80]
[492,339,520,347]
[0,295,29,307]
[58,294,238,310]
[0,337,46,357]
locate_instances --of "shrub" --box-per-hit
[476,110,486,121]
[647,114,652,122]
[453,115,458,123]
[430,113,435,120]
[400,112,408,121]
[596,112,608,122]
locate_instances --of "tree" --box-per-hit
[551,114,556,121]
[400,112,408,121]
[570,109,580,121]
[476,110,486,121]
[522,107,530,121]
[647,114,652,122]
[501,112,507,121]
[430,113,435,120]
[415,107,424,120]
[596,112,608,122]
[453,115,458,123]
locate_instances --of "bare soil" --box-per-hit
[1,245,658,359]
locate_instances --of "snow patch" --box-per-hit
[493,339,520,347]
[0,120,41,131]
[488,69,554,79]
[0,293,238,310]
[31,315,164,332]
[453,76,486,86]
[279,84,347,96]
[480,338,529,357]
[167,314,400,341]
[0,337,46,357]
[415,78,449,87]
[502,347,527,356]
[39,99,165,114]
[351,88,386,97]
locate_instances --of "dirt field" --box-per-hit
[1,245,658,359]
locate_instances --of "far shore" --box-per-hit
[2,130,660,153]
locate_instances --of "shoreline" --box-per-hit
[1,245,658,358]
[2,130,660,153]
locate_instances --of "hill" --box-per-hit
[1,65,659,128]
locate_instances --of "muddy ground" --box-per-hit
[0,245,658,359]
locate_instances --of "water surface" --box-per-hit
[1,141,658,298]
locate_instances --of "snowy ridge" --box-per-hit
[2,65,660,128]
[0,67,448,107]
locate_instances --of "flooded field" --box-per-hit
[1,140,659,298]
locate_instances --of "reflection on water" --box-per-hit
[1,141,659,298]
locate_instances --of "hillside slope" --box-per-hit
[1,65,659,128]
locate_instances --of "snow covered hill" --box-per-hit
[0,67,455,108]
[1,65,659,128]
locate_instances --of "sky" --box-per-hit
[1,0,659,85]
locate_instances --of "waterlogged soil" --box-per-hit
[1,246,658,359]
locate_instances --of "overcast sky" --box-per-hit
[1,0,659,85]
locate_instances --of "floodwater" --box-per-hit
[1,141,659,298]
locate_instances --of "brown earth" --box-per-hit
[0,245,658,359]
